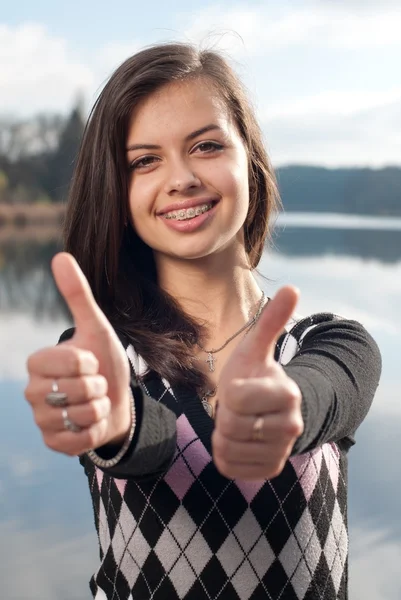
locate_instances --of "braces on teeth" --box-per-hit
[164,203,213,221]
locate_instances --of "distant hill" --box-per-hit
[276,165,401,216]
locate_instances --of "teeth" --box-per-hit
[164,203,213,221]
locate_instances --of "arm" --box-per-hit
[284,318,382,454]
[59,328,177,480]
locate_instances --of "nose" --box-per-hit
[163,157,201,195]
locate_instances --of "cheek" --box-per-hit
[209,157,249,201]
[128,176,157,222]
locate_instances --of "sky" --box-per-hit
[1,0,401,168]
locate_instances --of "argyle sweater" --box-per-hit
[62,313,381,600]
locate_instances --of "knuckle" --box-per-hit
[285,381,302,407]
[218,412,234,437]
[26,351,43,374]
[97,375,108,396]
[213,432,229,457]
[33,411,45,430]
[67,348,82,373]
[89,399,104,422]
[26,354,35,374]
[43,434,59,453]
[284,414,304,438]
[265,362,282,379]
[81,377,92,400]
[85,422,105,450]
[214,455,231,478]
[65,447,79,457]
[23,383,33,403]
[268,461,285,480]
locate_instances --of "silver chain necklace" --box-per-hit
[199,291,266,418]
[197,291,265,373]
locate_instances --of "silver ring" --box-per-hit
[62,408,82,433]
[46,380,68,407]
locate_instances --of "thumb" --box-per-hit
[51,252,111,336]
[241,286,299,362]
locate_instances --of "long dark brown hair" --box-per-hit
[64,42,281,388]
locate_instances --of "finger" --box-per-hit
[42,419,109,457]
[26,346,99,379]
[221,376,302,416]
[26,375,108,407]
[35,397,111,432]
[216,403,303,442]
[213,429,274,464]
[51,252,112,336]
[240,286,299,362]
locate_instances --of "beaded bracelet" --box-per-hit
[86,385,137,469]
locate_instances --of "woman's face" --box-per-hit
[126,79,250,264]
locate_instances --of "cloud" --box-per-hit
[261,96,401,167]
[1,6,401,167]
[182,3,401,54]
[314,0,401,9]
[179,3,401,167]
[0,23,95,116]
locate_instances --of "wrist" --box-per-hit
[86,386,137,468]
[108,391,133,447]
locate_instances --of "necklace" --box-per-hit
[197,291,265,373]
[199,291,267,418]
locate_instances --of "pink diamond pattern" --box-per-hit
[96,466,103,490]
[322,443,340,493]
[235,479,265,504]
[164,455,196,500]
[290,447,323,501]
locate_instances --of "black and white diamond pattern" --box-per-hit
[82,313,349,599]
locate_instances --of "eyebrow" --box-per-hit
[126,124,222,152]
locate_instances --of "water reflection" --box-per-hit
[1,221,400,599]
[0,237,66,319]
[274,225,401,263]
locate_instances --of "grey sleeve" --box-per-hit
[93,379,177,480]
[284,319,382,454]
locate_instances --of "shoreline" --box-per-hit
[0,203,65,227]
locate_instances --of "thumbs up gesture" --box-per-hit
[24,253,131,457]
[212,287,304,481]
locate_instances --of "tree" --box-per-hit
[44,103,85,202]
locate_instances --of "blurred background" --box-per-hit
[1,1,400,598]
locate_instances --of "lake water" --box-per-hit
[1,217,400,600]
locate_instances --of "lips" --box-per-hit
[157,197,219,216]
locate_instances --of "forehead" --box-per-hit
[127,79,232,142]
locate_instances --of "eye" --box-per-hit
[192,141,224,154]
[129,155,160,171]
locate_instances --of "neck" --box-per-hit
[155,246,263,346]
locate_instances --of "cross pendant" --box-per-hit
[206,352,215,372]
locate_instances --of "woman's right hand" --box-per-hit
[24,252,132,457]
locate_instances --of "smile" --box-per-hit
[163,203,214,221]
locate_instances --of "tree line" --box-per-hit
[0,105,400,216]
[0,104,85,205]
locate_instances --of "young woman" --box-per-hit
[24,43,381,600]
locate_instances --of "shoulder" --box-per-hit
[277,311,380,366]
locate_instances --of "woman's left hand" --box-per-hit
[212,286,304,481]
